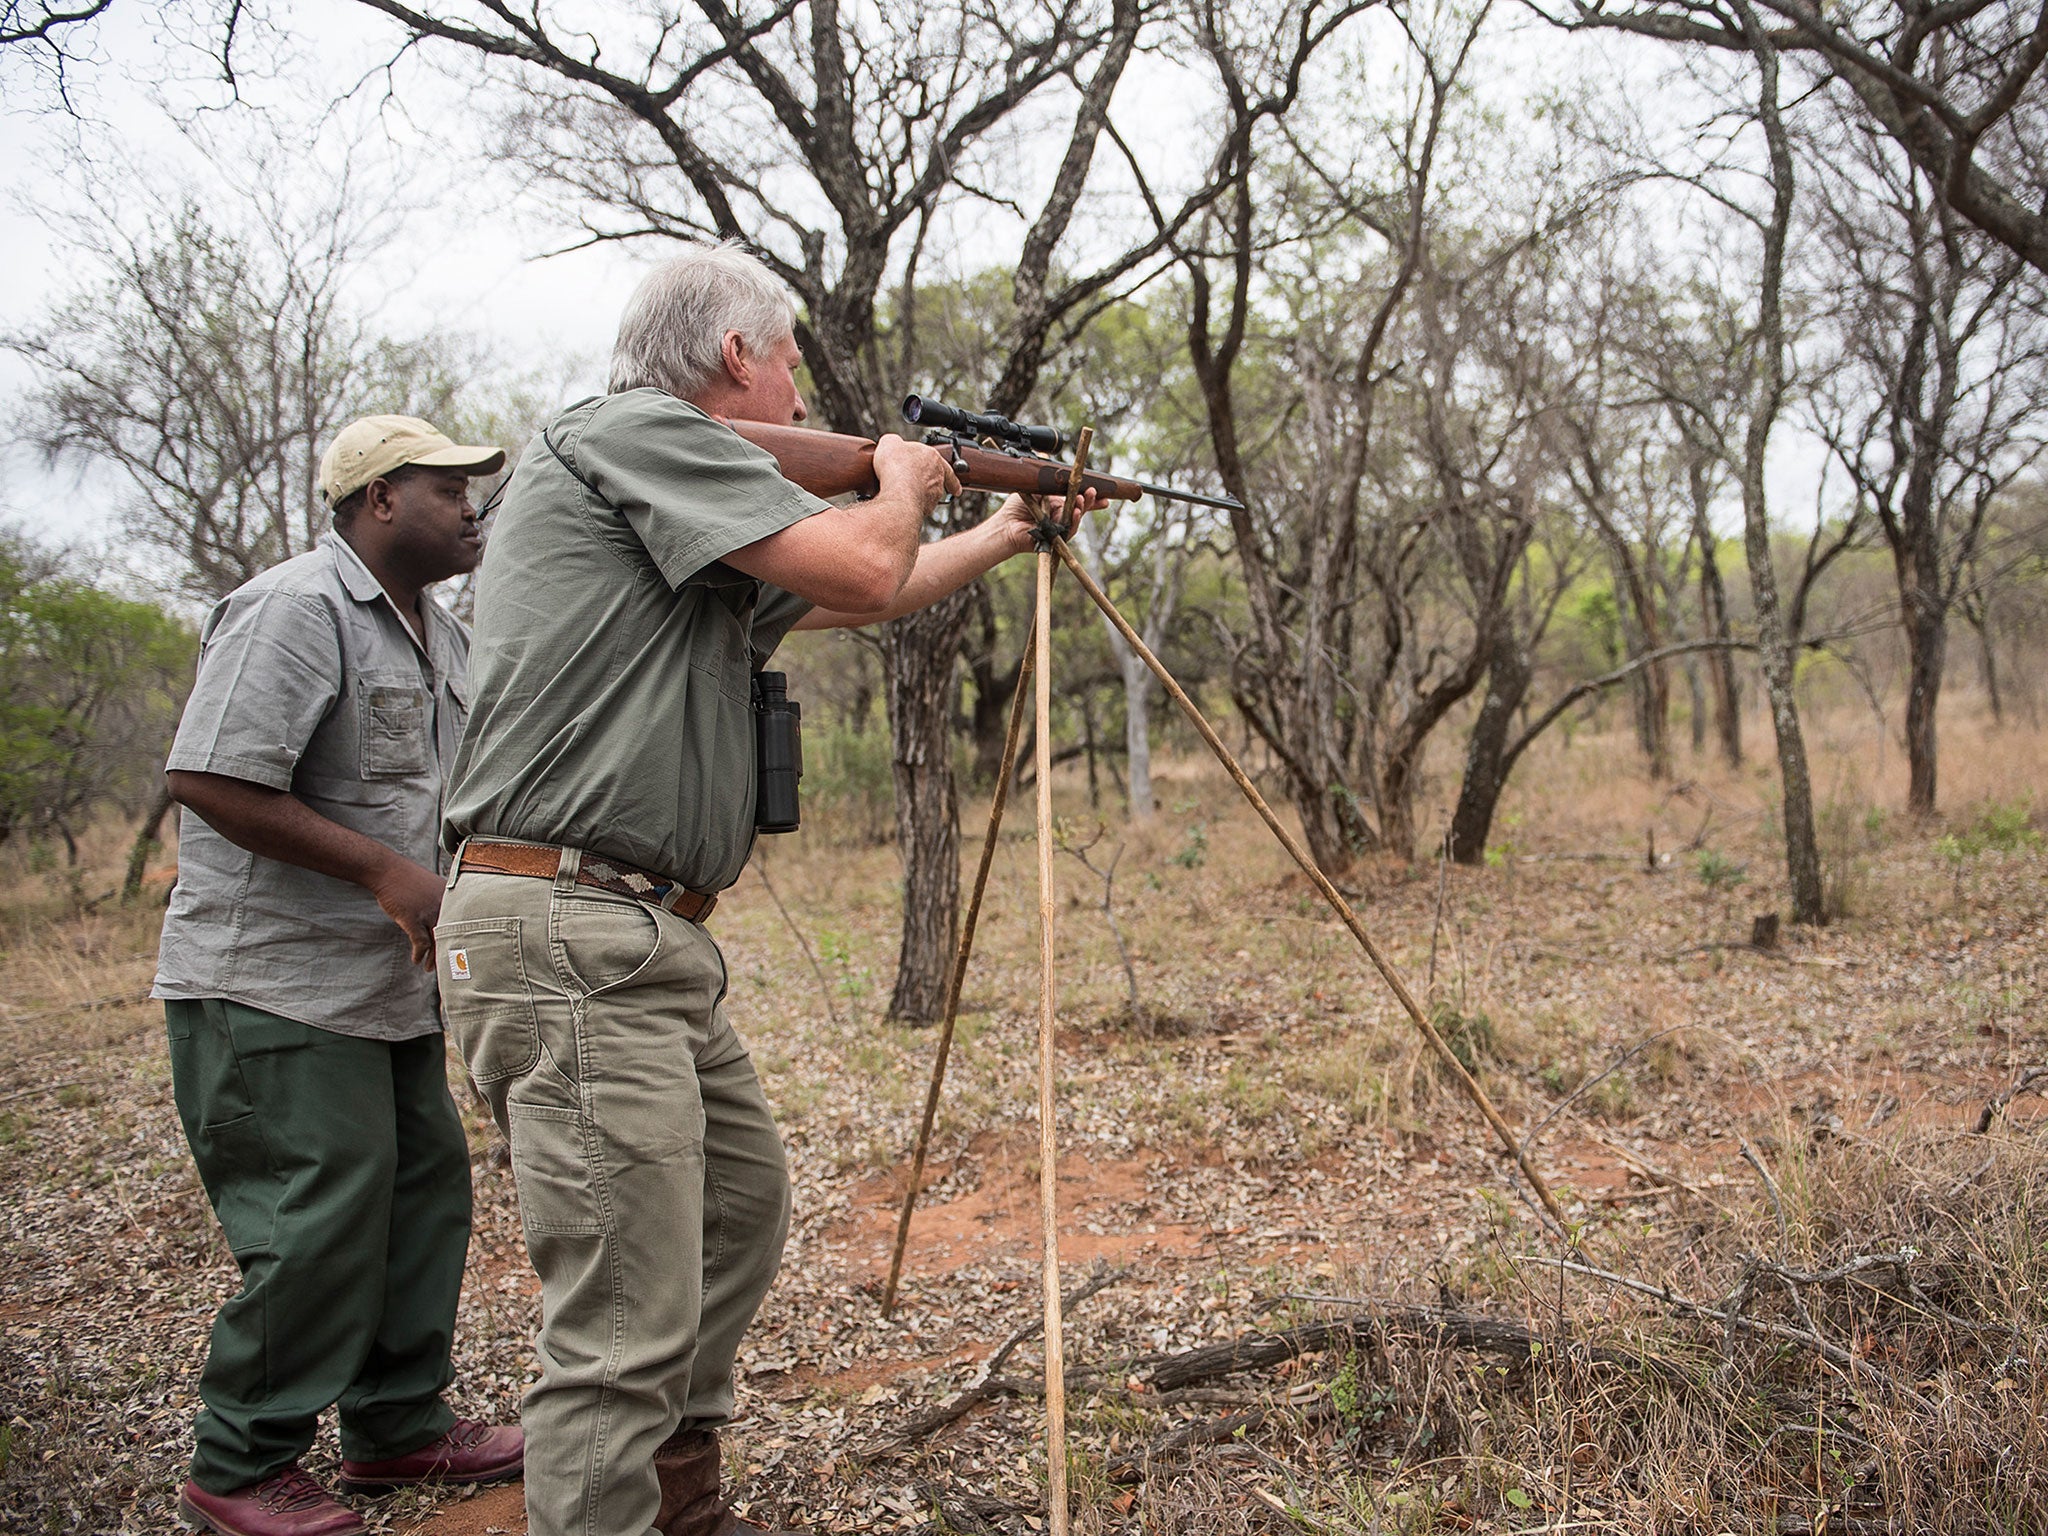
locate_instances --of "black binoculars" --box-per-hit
[752,671,803,834]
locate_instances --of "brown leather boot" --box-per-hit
[652,1427,800,1536]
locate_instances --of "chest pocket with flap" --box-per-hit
[359,672,431,778]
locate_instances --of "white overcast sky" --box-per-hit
[0,2,643,551]
[0,2,1833,566]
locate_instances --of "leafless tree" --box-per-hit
[1534,0,2048,277]
[347,0,1361,1016]
[0,0,112,105]
[1731,0,1827,922]
[1547,4,1830,917]
[7,177,478,602]
[1804,114,2048,815]
[1668,391,1745,766]
[1169,0,1476,870]
[1554,264,1698,780]
[1433,216,1621,864]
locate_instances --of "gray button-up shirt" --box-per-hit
[153,532,469,1041]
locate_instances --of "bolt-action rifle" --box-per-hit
[724,394,1243,512]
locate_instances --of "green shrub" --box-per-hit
[1939,798,2041,861]
[1694,848,1747,890]
[802,722,895,845]
[1433,1003,1496,1076]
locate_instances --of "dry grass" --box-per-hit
[1238,1128,2048,1533]
[2,702,2045,1533]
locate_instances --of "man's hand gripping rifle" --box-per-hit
[722,395,1244,514]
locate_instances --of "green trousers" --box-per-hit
[165,999,472,1492]
[437,853,791,1536]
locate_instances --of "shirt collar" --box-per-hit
[321,530,388,606]
[320,530,453,670]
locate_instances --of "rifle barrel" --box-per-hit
[1134,479,1244,512]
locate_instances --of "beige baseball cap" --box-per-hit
[319,415,507,507]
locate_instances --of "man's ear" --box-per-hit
[720,330,751,387]
[361,476,401,526]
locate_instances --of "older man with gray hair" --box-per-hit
[437,241,1091,1536]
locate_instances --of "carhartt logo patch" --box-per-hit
[448,948,471,981]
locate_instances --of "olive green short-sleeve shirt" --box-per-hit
[443,389,825,891]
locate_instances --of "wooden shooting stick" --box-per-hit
[878,609,1038,1318]
[1035,427,1090,1536]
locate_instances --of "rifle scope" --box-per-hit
[902,395,1066,457]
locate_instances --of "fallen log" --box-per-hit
[880,1303,1681,1456]
[1138,1307,1676,1393]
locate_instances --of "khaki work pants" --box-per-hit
[437,853,791,1536]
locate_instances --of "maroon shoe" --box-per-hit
[336,1417,524,1494]
[177,1467,367,1536]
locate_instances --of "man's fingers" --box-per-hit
[1050,489,1101,532]
[875,433,958,502]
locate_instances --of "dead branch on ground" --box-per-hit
[874,1265,1123,1450]
[1516,1252,1939,1408]
[1138,1306,1680,1391]
[1973,1065,2048,1134]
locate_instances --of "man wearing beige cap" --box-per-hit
[156,416,522,1536]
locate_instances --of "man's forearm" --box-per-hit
[167,771,414,890]
[169,769,446,963]
[793,519,1010,630]
[725,443,954,612]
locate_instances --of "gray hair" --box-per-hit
[606,241,798,398]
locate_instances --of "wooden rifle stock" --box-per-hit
[727,420,1144,504]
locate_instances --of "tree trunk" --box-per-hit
[1968,599,2003,724]
[122,781,177,901]
[1699,554,1743,767]
[1080,693,1101,811]
[1691,465,1743,767]
[1621,597,1671,780]
[1683,654,1706,753]
[1739,3,1825,925]
[963,586,1021,785]
[1891,469,1950,817]
[1749,560,1825,924]
[1254,727,1371,875]
[1375,730,1434,863]
[1121,650,1155,823]
[880,596,969,1022]
[1902,600,1946,816]
[1448,636,1534,865]
[1644,657,1671,778]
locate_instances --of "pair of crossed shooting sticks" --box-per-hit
[876,428,1567,1533]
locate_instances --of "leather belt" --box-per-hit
[457,840,718,923]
